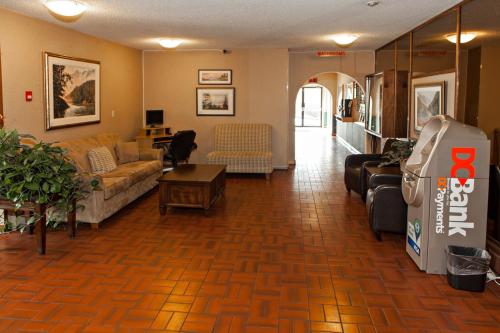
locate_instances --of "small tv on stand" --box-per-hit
[145,109,164,128]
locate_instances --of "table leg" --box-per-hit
[160,205,167,216]
[67,200,76,238]
[35,205,46,255]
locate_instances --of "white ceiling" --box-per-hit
[0,0,462,51]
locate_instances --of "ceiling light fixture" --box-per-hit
[330,34,359,46]
[366,1,380,7]
[158,38,183,48]
[445,32,476,44]
[44,0,87,17]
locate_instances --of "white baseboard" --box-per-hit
[336,136,361,154]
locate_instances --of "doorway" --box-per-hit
[295,84,333,129]
[296,86,323,127]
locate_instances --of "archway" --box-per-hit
[294,72,366,163]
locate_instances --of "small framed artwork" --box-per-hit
[413,81,445,132]
[196,88,235,116]
[198,69,232,85]
[44,52,100,130]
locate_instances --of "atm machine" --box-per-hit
[402,115,490,274]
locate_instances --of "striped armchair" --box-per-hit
[207,123,273,179]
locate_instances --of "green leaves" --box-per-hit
[0,129,89,231]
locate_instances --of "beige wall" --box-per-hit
[0,8,143,142]
[143,49,289,168]
[288,51,375,162]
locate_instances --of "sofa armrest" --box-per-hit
[370,185,407,234]
[79,173,103,191]
[345,154,382,168]
[139,148,164,161]
[368,174,403,190]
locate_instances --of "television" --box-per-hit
[145,109,164,127]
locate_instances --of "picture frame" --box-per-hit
[198,69,232,85]
[413,81,445,132]
[196,88,235,116]
[44,52,100,130]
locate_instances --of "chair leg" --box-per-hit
[374,231,382,241]
[91,223,99,231]
[265,173,271,181]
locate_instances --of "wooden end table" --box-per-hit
[158,164,226,215]
[0,199,76,255]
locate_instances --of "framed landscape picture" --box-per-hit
[198,69,232,85]
[44,52,100,130]
[196,88,235,116]
[413,81,445,132]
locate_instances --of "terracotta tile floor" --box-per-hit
[0,128,499,333]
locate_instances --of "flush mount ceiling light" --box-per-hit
[445,32,477,44]
[330,34,359,46]
[44,0,87,17]
[366,1,380,7]
[158,38,183,48]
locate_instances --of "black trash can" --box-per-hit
[446,245,491,292]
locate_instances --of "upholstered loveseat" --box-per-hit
[207,123,273,179]
[56,133,163,228]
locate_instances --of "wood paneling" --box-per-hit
[379,70,408,138]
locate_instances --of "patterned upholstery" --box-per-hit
[88,147,118,174]
[55,133,164,226]
[207,123,272,174]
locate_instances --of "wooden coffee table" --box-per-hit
[158,164,226,215]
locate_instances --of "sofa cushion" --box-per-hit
[214,124,272,152]
[95,133,121,164]
[207,151,272,173]
[88,147,118,174]
[101,160,162,185]
[55,137,101,173]
[116,142,140,164]
[102,177,130,200]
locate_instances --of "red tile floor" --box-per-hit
[0,128,499,333]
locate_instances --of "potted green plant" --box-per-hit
[0,129,97,232]
[378,139,416,169]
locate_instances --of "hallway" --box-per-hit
[0,134,499,333]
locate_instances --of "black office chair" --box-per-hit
[164,130,197,168]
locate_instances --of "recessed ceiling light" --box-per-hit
[44,0,87,17]
[330,34,359,46]
[366,1,380,7]
[445,32,477,44]
[158,38,183,49]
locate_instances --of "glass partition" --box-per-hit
[375,41,395,73]
[396,33,411,72]
[412,9,457,76]
[458,0,500,129]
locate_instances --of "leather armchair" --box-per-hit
[344,138,398,196]
[365,173,407,240]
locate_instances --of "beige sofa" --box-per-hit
[207,123,273,179]
[56,133,163,228]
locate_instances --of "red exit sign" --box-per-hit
[316,51,346,57]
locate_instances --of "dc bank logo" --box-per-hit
[448,147,476,236]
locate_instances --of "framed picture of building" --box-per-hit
[196,88,235,116]
[198,69,232,85]
[413,81,445,132]
[44,52,100,130]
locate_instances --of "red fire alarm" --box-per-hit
[25,91,33,102]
